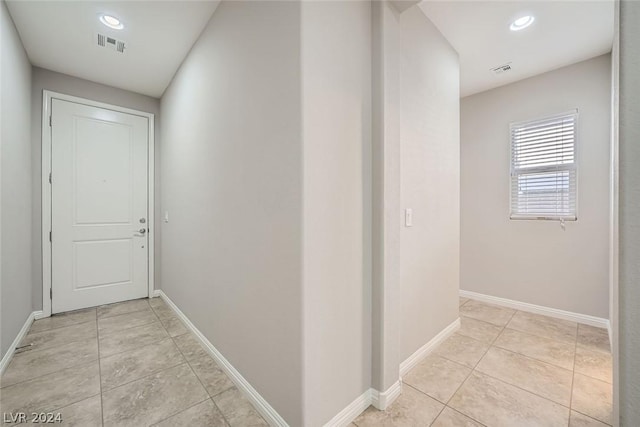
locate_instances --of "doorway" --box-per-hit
[42,91,155,316]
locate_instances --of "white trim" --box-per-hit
[41,90,155,317]
[322,381,403,427]
[0,311,39,375]
[399,318,460,377]
[371,380,402,410]
[323,389,372,427]
[459,290,610,329]
[325,318,462,426]
[42,92,51,317]
[155,291,288,426]
[147,114,155,302]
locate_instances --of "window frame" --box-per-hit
[509,109,579,221]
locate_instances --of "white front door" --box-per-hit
[51,98,149,313]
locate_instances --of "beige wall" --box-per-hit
[609,3,619,421]
[399,6,460,362]
[1,0,33,358]
[160,2,304,424]
[618,0,640,423]
[370,0,403,393]
[30,67,161,310]
[461,55,611,318]
[301,1,372,424]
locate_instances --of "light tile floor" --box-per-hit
[354,298,613,427]
[0,298,268,427]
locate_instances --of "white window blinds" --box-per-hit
[510,110,578,220]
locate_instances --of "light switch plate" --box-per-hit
[405,208,413,227]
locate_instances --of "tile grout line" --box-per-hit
[148,396,212,426]
[427,403,446,427]
[8,336,97,360]
[98,300,223,424]
[96,302,172,361]
[421,305,609,426]
[478,342,575,377]
[490,328,578,371]
[470,366,575,411]
[0,358,99,393]
[99,300,201,425]
[97,321,168,360]
[96,307,105,427]
[439,307,518,426]
[353,302,612,426]
[446,406,489,427]
[104,360,190,393]
[5,394,103,427]
[169,333,235,423]
[460,308,518,419]
[5,310,106,422]
[2,300,234,427]
[571,409,613,426]
[28,319,96,335]
[97,299,153,319]
[474,341,585,413]
[458,309,595,421]
[472,309,584,411]
[0,344,100,390]
[568,324,580,426]
[15,321,99,357]
[98,306,190,392]
[417,305,517,426]
[423,308,576,408]
[470,346,586,409]
[99,301,184,420]
[157,300,234,426]
[99,319,160,338]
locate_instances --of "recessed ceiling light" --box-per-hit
[99,14,124,30]
[510,15,535,31]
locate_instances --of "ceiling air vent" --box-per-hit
[95,33,126,53]
[491,62,512,74]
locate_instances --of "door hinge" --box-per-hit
[49,231,52,242]
[50,288,52,300]
[49,116,52,127]
[48,172,52,184]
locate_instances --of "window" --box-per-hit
[510,110,577,220]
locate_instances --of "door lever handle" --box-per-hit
[134,228,147,236]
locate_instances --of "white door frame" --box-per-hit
[41,90,155,318]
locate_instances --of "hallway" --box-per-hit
[1,0,637,424]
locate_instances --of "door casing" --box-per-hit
[41,90,155,318]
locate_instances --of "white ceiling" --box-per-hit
[6,1,220,98]
[419,0,614,97]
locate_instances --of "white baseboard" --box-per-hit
[460,290,610,329]
[0,311,38,376]
[399,318,460,377]
[151,289,161,298]
[371,380,402,410]
[156,291,288,426]
[327,318,461,426]
[323,381,402,427]
[323,389,372,427]
[33,310,45,320]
